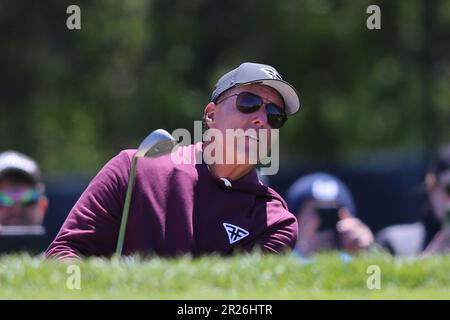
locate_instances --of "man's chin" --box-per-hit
[233,148,263,165]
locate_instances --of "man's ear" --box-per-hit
[203,102,216,128]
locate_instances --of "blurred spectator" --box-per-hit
[0,151,48,227]
[376,144,450,256]
[286,172,374,257]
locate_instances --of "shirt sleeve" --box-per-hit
[45,150,131,260]
[239,198,298,255]
[260,214,298,254]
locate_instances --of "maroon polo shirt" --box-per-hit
[45,143,297,259]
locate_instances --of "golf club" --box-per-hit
[115,129,177,256]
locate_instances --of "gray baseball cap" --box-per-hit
[211,62,300,115]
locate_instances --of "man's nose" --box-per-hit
[251,107,269,128]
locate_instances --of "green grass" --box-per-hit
[1,251,450,299]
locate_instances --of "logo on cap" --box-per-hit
[260,67,282,80]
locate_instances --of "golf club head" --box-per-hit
[116,128,177,256]
[136,129,177,158]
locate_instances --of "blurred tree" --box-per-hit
[0,0,449,176]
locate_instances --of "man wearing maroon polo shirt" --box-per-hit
[46,62,301,259]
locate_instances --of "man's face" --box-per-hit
[0,175,47,226]
[429,169,450,222]
[204,84,285,164]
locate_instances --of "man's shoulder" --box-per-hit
[89,149,134,184]
[257,186,298,251]
[263,186,291,213]
[261,186,297,231]
[130,144,200,182]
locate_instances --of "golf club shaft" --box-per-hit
[115,155,139,256]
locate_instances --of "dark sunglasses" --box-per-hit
[217,91,287,129]
[0,189,41,208]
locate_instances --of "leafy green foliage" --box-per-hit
[1,252,450,299]
[1,0,449,175]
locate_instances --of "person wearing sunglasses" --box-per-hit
[376,144,450,256]
[46,62,301,260]
[202,62,297,179]
[0,150,48,226]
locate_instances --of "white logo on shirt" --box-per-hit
[223,223,249,244]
